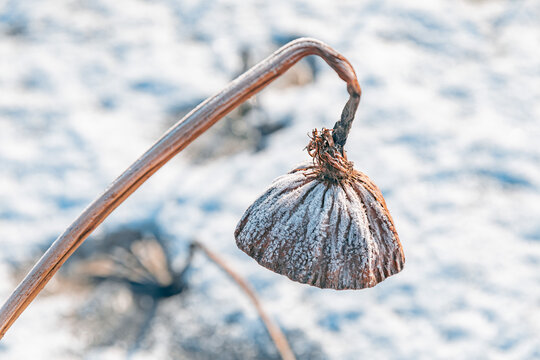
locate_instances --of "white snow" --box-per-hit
[1,0,540,358]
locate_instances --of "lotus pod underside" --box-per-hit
[235,164,405,290]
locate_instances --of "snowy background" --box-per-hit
[1,0,540,359]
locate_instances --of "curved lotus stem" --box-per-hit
[0,37,361,339]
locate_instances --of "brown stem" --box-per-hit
[0,37,361,339]
[191,241,296,360]
[332,92,361,152]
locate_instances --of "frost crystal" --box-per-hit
[235,164,405,290]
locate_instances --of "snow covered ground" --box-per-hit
[1,0,540,358]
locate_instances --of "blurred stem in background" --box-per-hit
[191,241,296,360]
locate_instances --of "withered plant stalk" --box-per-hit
[0,38,361,340]
[191,241,296,360]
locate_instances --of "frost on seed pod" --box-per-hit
[235,128,405,290]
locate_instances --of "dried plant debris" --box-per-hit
[236,128,405,290]
[15,227,322,358]
[182,100,289,164]
[177,45,312,164]
[61,227,185,299]
[55,227,186,353]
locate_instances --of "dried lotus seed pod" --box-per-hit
[235,128,404,290]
